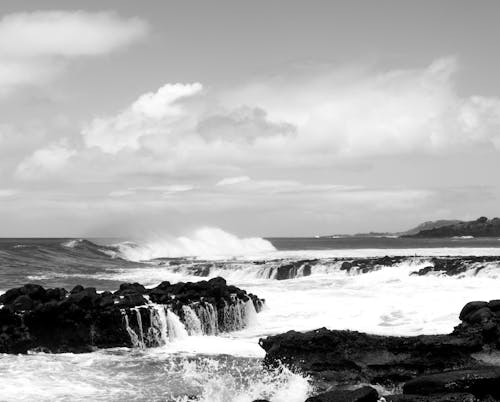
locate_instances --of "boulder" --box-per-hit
[305,386,378,402]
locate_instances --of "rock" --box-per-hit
[459,302,488,321]
[0,278,264,354]
[260,327,483,387]
[466,308,492,325]
[114,282,147,296]
[488,300,500,311]
[118,293,148,308]
[11,295,34,311]
[385,394,478,402]
[403,368,500,399]
[305,386,378,402]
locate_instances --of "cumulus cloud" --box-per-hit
[0,10,148,94]
[82,83,203,153]
[74,57,500,180]
[221,57,500,158]
[9,56,500,235]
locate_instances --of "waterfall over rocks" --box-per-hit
[120,296,262,348]
[0,277,265,354]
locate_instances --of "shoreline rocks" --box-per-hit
[0,277,264,354]
[259,299,500,401]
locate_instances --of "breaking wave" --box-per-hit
[113,228,276,261]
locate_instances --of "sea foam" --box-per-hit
[113,227,276,261]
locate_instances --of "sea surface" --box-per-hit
[1,229,500,401]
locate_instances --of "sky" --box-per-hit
[1,0,500,237]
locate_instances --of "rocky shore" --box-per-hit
[259,299,500,401]
[0,277,264,353]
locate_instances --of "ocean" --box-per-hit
[1,229,500,401]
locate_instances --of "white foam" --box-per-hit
[114,227,276,261]
[0,351,310,402]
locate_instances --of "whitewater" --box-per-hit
[2,228,500,401]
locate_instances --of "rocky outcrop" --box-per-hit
[339,256,406,274]
[402,368,500,398]
[305,386,378,402]
[410,256,500,277]
[0,277,264,354]
[260,328,483,388]
[259,299,500,399]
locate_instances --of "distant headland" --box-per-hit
[325,217,500,238]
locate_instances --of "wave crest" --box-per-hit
[115,227,276,261]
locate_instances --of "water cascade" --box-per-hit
[121,298,262,348]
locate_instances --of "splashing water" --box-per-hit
[113,227,276,261]
[0,351,311,402]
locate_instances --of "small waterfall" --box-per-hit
[194,302,219,335]
[257,266,278,279]
[134,308,145,346]
[146,304,168,346]
[221,299,245,332]
[244,299,258,326]
[182,305,203,335]
[122,310,142,348]
[166,309,188,341]
[122,297,262,348]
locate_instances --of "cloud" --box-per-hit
[0,10,148,94]
[16,141,76,179]
[73,57,500,180]
[7,56,500,235]
[82,82,203,153]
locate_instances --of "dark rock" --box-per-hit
[460,302,488,321]
[0,279,264,354]
[403,368,500,398]
[386,394,478,402]
[118,293,148,308]
[305,386,378,402]
[466,308,492,325]
[70,285,84,294]
[260,327,483,387]
[11,295,34,311]
[488,300,500,311]
[114,282,147,296]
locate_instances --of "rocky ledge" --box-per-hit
[0,277,264,353]
[259,299,500,401]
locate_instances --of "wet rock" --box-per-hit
[114,282,147,296]
[260,326,483,387]
[11,295,34,311]
[0,277,264,354]
[305,386,378,402]
[460,302,489,321]
[385,394,478,402]
[403,368,500,399]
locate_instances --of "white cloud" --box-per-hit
[16,141,76,179]
[0,10,148,94]
[73,57,500,183]
[82,82,203,153]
